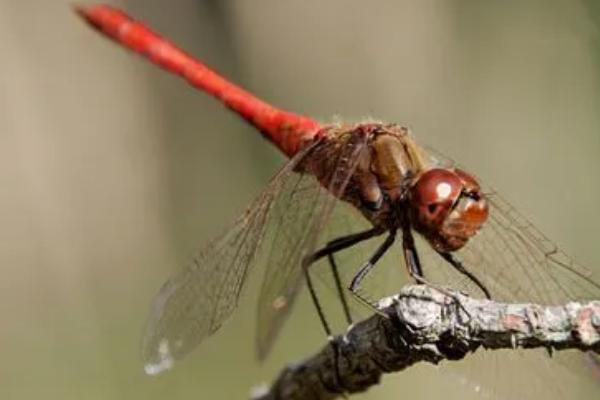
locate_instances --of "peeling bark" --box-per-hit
[251,285,600,400]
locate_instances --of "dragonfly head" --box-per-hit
[409,168,488,252]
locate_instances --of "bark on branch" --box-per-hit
[250,285,600,400]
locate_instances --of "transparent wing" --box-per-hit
[412,145,600,398]
[141,143,318,375]
[255,131,371,359]
[456,191,600,304]
[418,146,600,304]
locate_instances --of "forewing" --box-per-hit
[415,192,600,399]
[413,146,600,398]
[414,184,600,304]
[458,191,600,304]
[255,132,371,360]
[141,143,317,375]
[419,144,600,303]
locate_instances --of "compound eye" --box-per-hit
[410,168,489,252]
[411,168,463,223]
[454,168,482,193]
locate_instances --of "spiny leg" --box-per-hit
[328,253,352,325]
[402,226,460,296]
[322,229,383,324]
[401,226,474,317]
[401,224,426,282]
[348,231,397,312]
[302,228,383,336]
[438,251,492,299]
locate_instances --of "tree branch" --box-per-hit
[250,285,600,400]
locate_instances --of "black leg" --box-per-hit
[401,228,473,318]
[302,261,333,336]
[328,253,352,325]
[401,227,456,292]
[302,228,383,336]
[438,252,491,299]
[309,228,382,261]
[348,232,397,307]
[401,225,425,281]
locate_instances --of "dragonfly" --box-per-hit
[75,4,600,384]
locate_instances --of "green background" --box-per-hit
[0,0,599,399]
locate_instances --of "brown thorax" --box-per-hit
[301,122,488,252]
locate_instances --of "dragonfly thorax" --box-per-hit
[351,125,430,228]
[306,123,489,250]
[303,123,425,228]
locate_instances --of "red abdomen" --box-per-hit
[75,4,321,157]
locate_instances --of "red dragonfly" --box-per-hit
[75,4,600,380]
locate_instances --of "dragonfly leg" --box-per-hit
[302,262,333,336]
[327,253,353,325]
[402,226,455,293]
[303,228,383,336]
[401,227,473,318]
[438,252,492,299]
[401,226,425,280]
[348,231,397,310]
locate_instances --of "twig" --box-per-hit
[250,285,600,400]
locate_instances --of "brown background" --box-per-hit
[1,1,599,399]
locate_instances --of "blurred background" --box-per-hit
[1,0,599,399]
